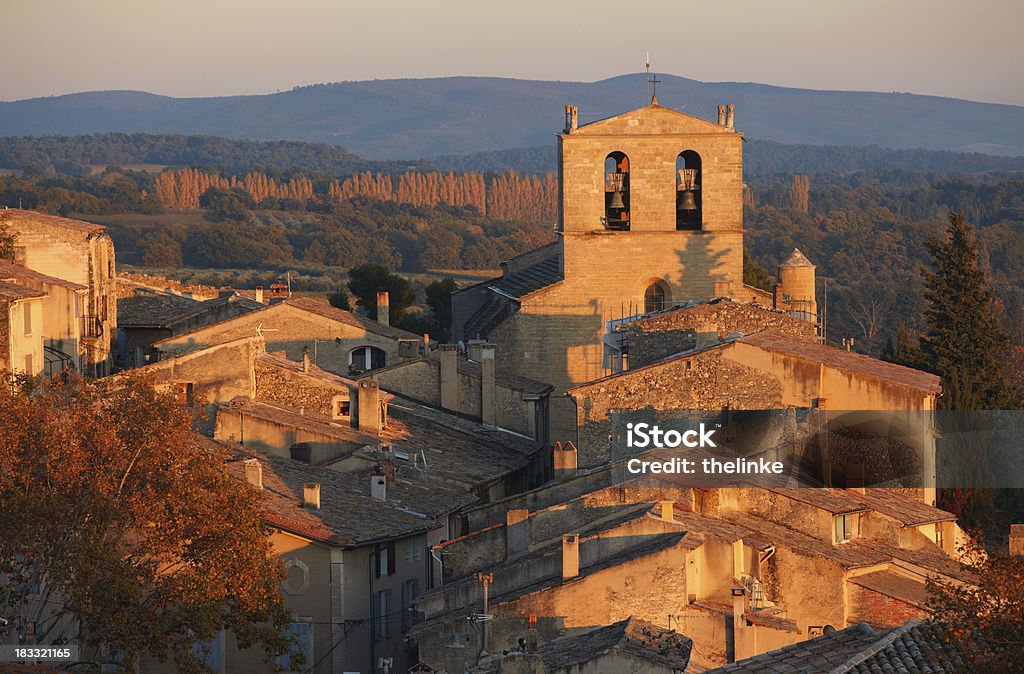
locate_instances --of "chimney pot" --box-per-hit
[303,482,321,510]
[243,458,263,489]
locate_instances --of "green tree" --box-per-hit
[425,277,459,341]
[347,263,415,324]
[327,285,352,311]
[0,217,16,261]
[742,247,774,292]
[0,374,293,672]
[921,212,1012,410]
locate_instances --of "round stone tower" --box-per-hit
[775,248,817,322]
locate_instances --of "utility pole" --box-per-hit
[475,572,494,658]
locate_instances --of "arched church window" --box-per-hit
[604,152,630,231]
[644,281,669,314]
[676,150,702,231]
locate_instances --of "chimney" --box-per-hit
[357,380,381,434]
[380,445,396,486]
[1011,524,1024,555]
[527,615,538,653]
[439,344,458,412]
[659,500,675,521]
[506,509,530,560]
[376,291,390,327]
[718,105,726,125]
[371,473,387,500]
[255,286,264,304]
[725,104,735,129]
[467,339,485,362]
[481,344,496,426]
[303,483,321,510]
[243,458,263,489]
[564,104,578,133]
[423,333,430,352]
[302,349,310,373]
[562,534,579,580]
[553,441,578,481]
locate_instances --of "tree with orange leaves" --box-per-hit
[0,374,293,672]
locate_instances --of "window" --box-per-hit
[644,281,669,314]
[279,621,312,672]
[676,150,702,230]
[192,630,225,673]
[376,541,396,577]
[834,513,860,543]
[604,151,630,230]
[401,579,419,632]
[349,345,386,373]
[23,304,32,335]
[374,589,393,640]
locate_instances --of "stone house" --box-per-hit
[0,280,45,375]
[1,209,117,375]
[367,342,554,443]
[153,295,422,377]
[0,260,88,375]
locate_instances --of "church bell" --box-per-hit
[678,189,697,211]
[609,189,626,210]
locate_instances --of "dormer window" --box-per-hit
[833,513,861,543]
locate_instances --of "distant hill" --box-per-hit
[3,74,1024,159]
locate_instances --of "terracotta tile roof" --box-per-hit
[848,539,971,582]
[539,617,692,672]
[849,570,929,609]
[0,208,106,235]
[0,260,87,290]
[370,351,553,395]
[117,293,265,330]
[215,439,473,547]
[742,331,942,394]
[720,512,889,569]
[284,295,420,340]
[0,280,45,301]
[765,487,871,515]
[847,489,955,526]
[708,620,967,673]
[743,608,801,634]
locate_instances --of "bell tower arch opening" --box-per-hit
[676,150,702,231]
[604,151,630,231]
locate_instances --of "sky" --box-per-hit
[6,0,1024,106]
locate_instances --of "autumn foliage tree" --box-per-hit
[0,374,292,672]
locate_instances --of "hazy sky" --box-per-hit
[7,0,1024,105]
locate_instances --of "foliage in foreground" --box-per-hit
[0,374,292,672]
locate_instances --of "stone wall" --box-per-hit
[254,359,351,417]
[847,583,927,629]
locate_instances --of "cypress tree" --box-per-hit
[921,212,1011,410]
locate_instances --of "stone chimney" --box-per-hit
[1011,524,1024,555]
[481,344,496,426]
[562,534,579,580]
[303,483,321,510]
[694,322,720,350]
[718,105,726,125]
[357,380,381,434]
[553,441,578,481]
[564,104,578,133]
[659,500,675,521]
[371,473,387,500]
[376,291,390,327]
[506,509,530,561]
[243,458,263,489]
[725,104,735,129]
[255,286,264,304]
[439,344,458,412]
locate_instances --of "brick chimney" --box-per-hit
[481,343,496,426]
[562,534,579,580]
[506,509,530,560]
[303,483,321,510]
[376,291,390,327]
[243,458,263,489]
[357,380,381,434]
[439,344,458,412]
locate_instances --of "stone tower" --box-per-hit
[452,100,755,439]
[775,248,817,323]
